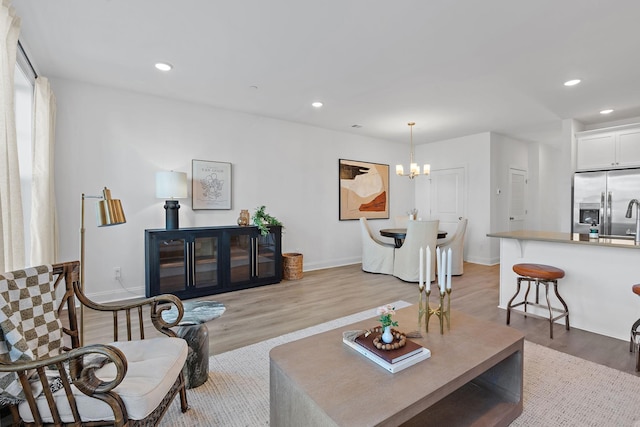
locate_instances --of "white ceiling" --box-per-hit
[12,0,640,146]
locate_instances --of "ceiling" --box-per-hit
[12,1,640,146]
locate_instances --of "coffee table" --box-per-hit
[270,307,523,426]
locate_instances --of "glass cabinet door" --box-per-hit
[157,238,187,294]
[192,236,219,289]
[228,233,252,284]
[255,233,277,279]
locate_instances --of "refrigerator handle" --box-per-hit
[607,191,613,235]
[600,192,605,234]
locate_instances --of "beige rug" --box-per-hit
[160,301,640,426]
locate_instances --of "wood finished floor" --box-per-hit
[81,262,640,376]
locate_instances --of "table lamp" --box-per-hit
[156,171,188,230]
[80,187,126,345]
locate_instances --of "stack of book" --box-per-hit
[343,331,431,373]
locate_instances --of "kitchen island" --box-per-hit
[487,230,640,341]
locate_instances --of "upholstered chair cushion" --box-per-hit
[360,217,395,275]
[436,218,467,276]
[393,220,439,282]
[18,336,187,423]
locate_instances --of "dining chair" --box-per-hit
[359,217,395,275]
[393,220,439,283]
[394,216,410,228]
[436,218,468,275]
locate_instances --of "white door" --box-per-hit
[428,167,466,236]
[508,168,527,231]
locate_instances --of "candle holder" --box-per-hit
[417,283,426,329]
[422,286,452,334]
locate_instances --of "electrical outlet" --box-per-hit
[114,267,121,279]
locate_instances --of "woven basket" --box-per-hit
[282,253,303,280]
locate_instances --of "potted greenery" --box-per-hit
[251,205,283,236]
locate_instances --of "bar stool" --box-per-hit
[630,284,640,372]
[507,263,569,339]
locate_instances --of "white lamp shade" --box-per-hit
[396,164,404,175]
[156,171,188,199]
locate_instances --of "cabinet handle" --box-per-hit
[254,238,259,277]
[191,241,195,286]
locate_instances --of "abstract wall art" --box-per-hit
[339,159,389,220]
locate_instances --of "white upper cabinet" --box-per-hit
[576,125,640,171]
[616,128,640,168]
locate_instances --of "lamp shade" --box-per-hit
[96,187,126,226]
[156,171,188,199]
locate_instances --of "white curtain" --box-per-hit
[30,76,57,265]
[0,0,24,271]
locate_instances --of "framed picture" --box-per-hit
[339,159,389,220]
[192,160,232,210]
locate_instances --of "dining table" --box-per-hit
[380,228,447,248]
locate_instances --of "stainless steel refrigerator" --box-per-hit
[572,169,640,237]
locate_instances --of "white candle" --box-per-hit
[440,251,446,293]
[419,247,424,287]
[436,247,442,290]
[426,246,431,292]
[447,248,452,290]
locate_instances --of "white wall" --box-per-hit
[52,78,414,302]
[488,133,531,260]
[414,133,492,265]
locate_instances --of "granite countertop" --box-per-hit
[487,230,640,249]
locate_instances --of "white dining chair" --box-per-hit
[436,218,467,275]
[393,220,439,283]
[359,217,395,275]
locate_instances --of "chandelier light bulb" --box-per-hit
[396,122,430,179]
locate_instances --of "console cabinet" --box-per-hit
[145,225,282,299]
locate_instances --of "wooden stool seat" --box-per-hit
[507,263,569,339]
[630,284,640,371]
[512,263,565,281]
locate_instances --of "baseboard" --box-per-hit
[86,286,146,304]
[464,255,499,266]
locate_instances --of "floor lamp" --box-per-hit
[80,187,126,346]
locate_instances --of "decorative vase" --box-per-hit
[381,325,394,344]
[237,209,250,226]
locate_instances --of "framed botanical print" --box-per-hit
[339,159,389,220]
[192,159,232,210]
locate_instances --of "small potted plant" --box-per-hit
[251,205,283,236]
[376,304,398,344]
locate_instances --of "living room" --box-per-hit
[4,1,640,426]
[12,1,639,304]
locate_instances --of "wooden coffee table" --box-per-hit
[270,307,524,426]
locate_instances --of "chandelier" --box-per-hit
[396,122,430,179]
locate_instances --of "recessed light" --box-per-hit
[564,79,581,86]
[155,62,173,71]
[600,109,614,115]
[311,101,323,108]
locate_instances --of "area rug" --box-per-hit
[160,300,640,426]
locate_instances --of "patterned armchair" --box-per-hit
[0,261,188,426]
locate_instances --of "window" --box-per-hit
[14,62,35,262]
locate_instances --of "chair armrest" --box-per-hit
[0,344,128,425]
[73,282,184,340]
[0,344,127,396]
